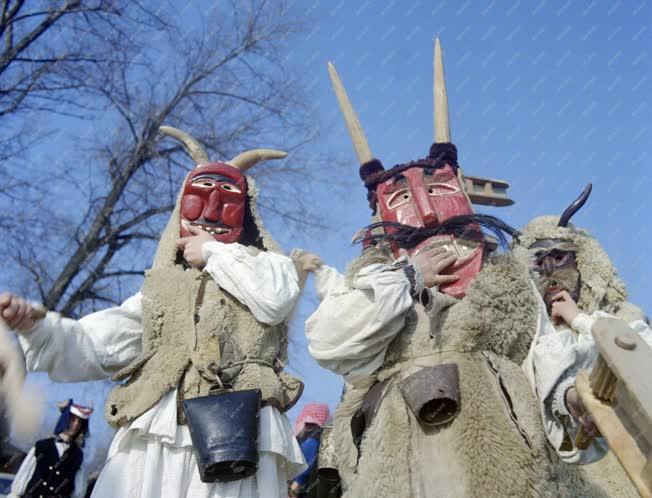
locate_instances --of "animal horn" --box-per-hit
[434,37,451,143]
[229,149,287,172]
[327,61,373,164]
[159,125,210,166]
[558,183,592,227]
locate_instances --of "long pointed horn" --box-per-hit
[434,37,451,143]
[327,61,373,164]
[558,183,592,227]
[229,149,287,172]
[159,125,210,166]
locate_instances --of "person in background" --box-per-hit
[518,185,652,497]
[10,399,92,498]
[289,403,331,498]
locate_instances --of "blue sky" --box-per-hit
[13,0,651,470]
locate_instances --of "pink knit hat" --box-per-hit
[294,403,330,435]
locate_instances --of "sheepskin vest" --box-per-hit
[102,173,303,427]
[104,263,299,428]
[332,248,601,497]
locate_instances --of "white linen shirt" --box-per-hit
[522,302,652,464]
[15,241,305,498]
[305,262,414,384]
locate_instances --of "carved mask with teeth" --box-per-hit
[180,162,247,244]
[375,162,483,298]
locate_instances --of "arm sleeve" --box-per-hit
[9,446,36,497]
[202,242,300,326]
[527,308,652,464]
[18,293,143,382]
[293,437,320,486]
[305,263,414,383]
[313,265,346,301]
[529,311,605,463]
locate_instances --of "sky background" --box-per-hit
[11,0,651,474]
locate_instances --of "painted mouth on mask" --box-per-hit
[412,236,480,262]
[195,224,231,235]
[183,220,232,235]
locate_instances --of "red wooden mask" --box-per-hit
[179,162,247,244]
[376,164,482,298]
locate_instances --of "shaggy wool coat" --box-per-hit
[518,215,650,497]
[307,245,604,497]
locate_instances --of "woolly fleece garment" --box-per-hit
[19,176,305,498]
[308,246,601,497]
[519,215,650,496]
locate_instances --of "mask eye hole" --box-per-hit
[554,253,568,265]
[386,189,412,209]
[192,179,217,189]
[221,183,241,193]
[427,183,459,196]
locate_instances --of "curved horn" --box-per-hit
[159,125,210,166]
[327,61,373,164]
[229,149,287,172]
[434,37,451,143]
[558,183,592,227]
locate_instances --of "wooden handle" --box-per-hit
[575,425,593,450]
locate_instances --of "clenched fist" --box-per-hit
[176,224,215,268]
[0,292,36,331]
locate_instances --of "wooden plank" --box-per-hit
[576,370,651,497]
[463,175,514,207]
[592,318,652,438]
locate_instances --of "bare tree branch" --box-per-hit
[0,0,338,320]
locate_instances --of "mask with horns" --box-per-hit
[329,38,514,298]
[528,184,592,310]
[159,126,286,245]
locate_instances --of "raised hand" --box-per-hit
[296,252,323,273]
[550,290,580,326]
[0,292,36,331]
[176,224,215,268]
[408,247,459,289]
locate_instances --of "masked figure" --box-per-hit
[305,39,600,498]
[10,399,92,498]
[518,185,652,496]
[1,128,306,498]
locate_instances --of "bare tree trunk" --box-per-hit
[0,0,329,317]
